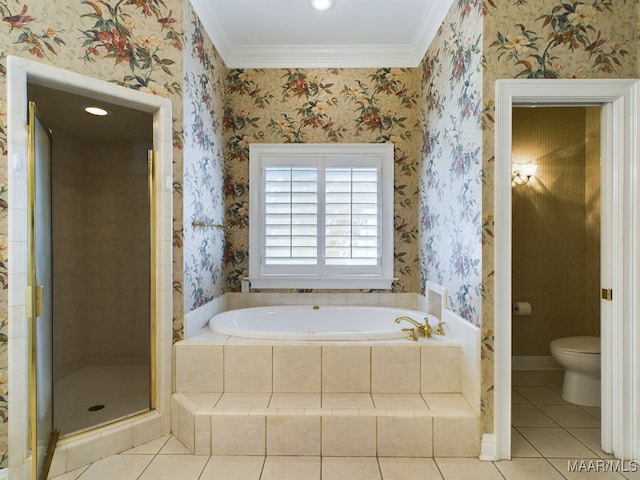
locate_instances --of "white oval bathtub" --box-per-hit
[208,305,436,341]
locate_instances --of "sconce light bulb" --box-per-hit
[511,164,538,186]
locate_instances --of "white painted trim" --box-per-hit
[225,44,423,69]
[189,0,455,69]
[479,433,497,461]
[511,356,560,371]
[7,56,174,479]
[494,79,640,461]
[188,0,232,63]
[413,0,455,69]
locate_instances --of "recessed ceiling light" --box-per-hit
[84,105,109,116]
[311,0,334,11]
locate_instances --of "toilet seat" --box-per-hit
[550,336,600,354]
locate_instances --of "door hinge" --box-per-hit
[601,288,613,301]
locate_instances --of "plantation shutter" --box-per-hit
[264,166,318,265]
[325,167,379,266]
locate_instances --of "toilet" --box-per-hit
[550,336,601,407]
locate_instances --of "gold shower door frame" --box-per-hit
[27,101,58,480]
[27,105,159,479]
[148,149,157,411]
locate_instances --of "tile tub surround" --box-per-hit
[172,330,479,457]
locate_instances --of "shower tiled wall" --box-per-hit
[52,133,152,380]
[85,139,151,366]
[52,132,90,379]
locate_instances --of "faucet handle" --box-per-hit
[401,327,418,341]
[423,318,432,338]
[436,321,446,336]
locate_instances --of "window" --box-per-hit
[249,143,395,289]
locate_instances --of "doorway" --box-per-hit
[511,106,603,457]
[28,84,154,437]
[7,57,174,480]
[491,79,640,462]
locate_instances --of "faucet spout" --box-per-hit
[395,316,432,338]
[395,315,421,328]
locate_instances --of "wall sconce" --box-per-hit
[511,164,537,186]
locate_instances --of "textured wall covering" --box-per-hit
[512,107,600,357]
[418,1,483,326]
[0,0,186,466]
[182,7,228,311]
[223,68,421,293]
[482,0,639,433]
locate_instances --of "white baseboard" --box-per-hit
[479,433,497,461]
[512,355,561,371]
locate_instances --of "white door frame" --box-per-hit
[491,79,640,461]
[7,57,174,479]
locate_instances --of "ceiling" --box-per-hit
[28,84,152,141]
[189,0,454,68]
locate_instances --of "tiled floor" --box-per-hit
[50,370,639,480]
[510,370,638,480]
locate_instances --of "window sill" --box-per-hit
[248,276,396,290]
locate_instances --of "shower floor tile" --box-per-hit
[54,364,149,437]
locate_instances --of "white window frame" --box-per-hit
[249,143,395,290]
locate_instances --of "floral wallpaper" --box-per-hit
[223,67,422,293]
[418,0,483,327]
[0,0,186,467]
[182,7,227,311]
[481,0,638,434]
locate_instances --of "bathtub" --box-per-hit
[208,305,437,341]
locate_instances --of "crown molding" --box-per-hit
[224,44,422,69]
[414,0,454,61]
[189,0,232,62]
[190,0,456,70]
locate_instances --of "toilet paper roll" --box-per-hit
[512,302,532,316]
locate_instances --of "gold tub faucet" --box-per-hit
[395,316,432,338]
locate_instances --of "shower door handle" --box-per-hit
[26,285,44,318]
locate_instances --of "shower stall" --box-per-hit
[28,84,154,438]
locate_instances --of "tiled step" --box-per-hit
[172,392,479,457]
[175,335,464,395]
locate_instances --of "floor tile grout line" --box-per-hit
[563,424,608,459]
[134,435,172,480]
[487,459,509,480]
[546,455,573,480]
[432,457,446,480]
[375,456,382,480]
[511,424,545,459]
[257,456,267,480]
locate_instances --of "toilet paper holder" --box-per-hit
[512,301,532,316]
